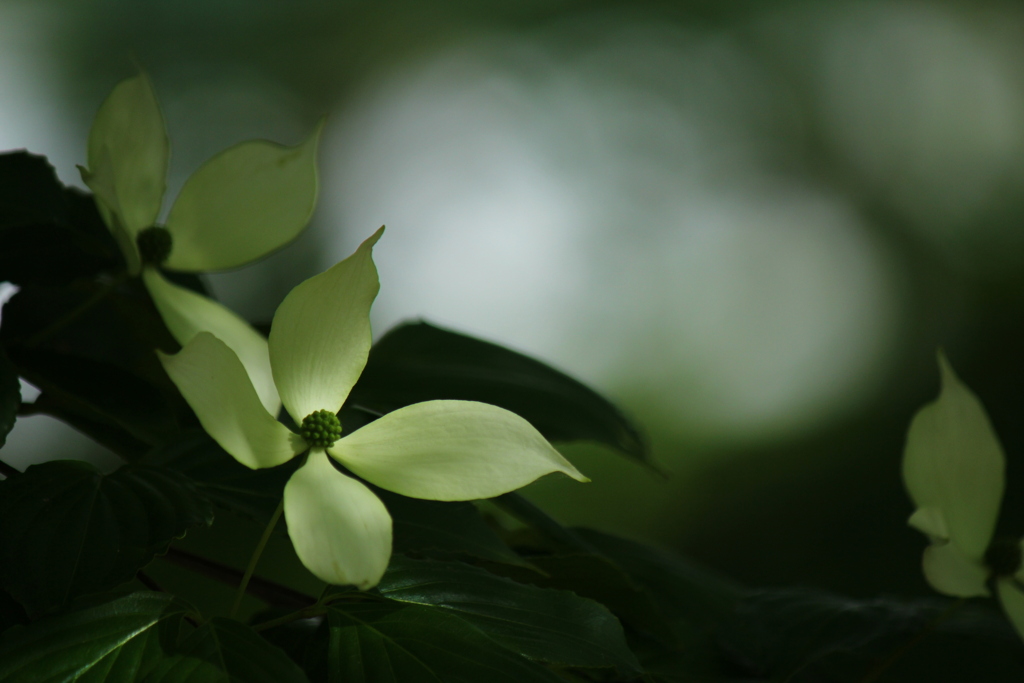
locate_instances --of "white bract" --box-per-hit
[160,228,589,589]
[903,352,1024,640]
[79,74,322,414]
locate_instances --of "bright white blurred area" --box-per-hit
[3,0,1024,477]
[324,30,897,445]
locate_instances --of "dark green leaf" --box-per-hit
[574,528,743,633]
[374,488,529,567]
[0,151,120,285]
[719,588,1024,682]
[500,552,677,645]
[0,347,19,449]
[377,555,640,672]
[145,430,296,523]
[308,602,565,683]
[1,283,185,448]
[0,150,65,228]
[346,321,651,466]
[0,589,27,636]
[142,618,309,683]
[0,591,194,682]
[0,460,213,616]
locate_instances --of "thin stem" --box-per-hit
[25,272,128,347]
[161,547,312,610]
[492,492,591,551]
[230,501,284,619]
[136,570,164,593]
[252,604,327,633]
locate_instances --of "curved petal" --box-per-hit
[78,153,142,276]
[997,578,1024,642]
[159,332,303,469]
[83,75,168,243]
[269,228,382,423]
[164,121,323,272]
[329,399,589,501]
[143,268,280,415]
[903,352,1004,563]
[921,541,990,597]
[283,450,392,589]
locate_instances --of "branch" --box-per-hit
[161,547,314,611]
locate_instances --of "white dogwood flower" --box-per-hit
[903,352,1024,640]
[79,74,321,413]
[160,228,588,589]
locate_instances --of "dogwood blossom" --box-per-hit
[903,352,1024,640]
[79,74,321,413]
[160,228,589,588]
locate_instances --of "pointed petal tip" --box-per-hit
[362,225,385,250]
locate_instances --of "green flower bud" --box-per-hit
[985,537,1022,578]
[137,225,173,266]
[300,409,343,448]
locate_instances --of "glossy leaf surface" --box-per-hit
[377,556,640,672]
[0,461,212,616]
[347,322,650,465]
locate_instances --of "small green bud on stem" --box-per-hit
[985,536,1022,578]
[300,409,343,448]
[137,226,173,266]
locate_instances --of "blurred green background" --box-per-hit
[4,0,1024,602]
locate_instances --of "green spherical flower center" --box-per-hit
[300,410,343,448]
[985,536,1022,578]
[137,226,173,266]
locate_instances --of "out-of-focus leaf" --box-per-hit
[346,321,651,466]
[144,430,296,523]
[376,555,641,673]
[142,618,310,683]
[0,591,194,682]
[719,588,1024,682]
[0,151,121,285]
[0,589,27,637]
[502,552,678,645]
[0,460,212,616]
[307,602,565,683]
[575,528,743,633]
[0,347,19,449]
[374,488,529,567]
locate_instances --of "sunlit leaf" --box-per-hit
[0,461,212,616]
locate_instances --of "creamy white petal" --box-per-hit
[143,268,280,415]
[283,450,392,589]
[329,399,589,501]
[159,332,303,469]
[921,541,990,598]
[164,122,323,272]
[997,578,1024,643]
[269,228,382,423]
[903,352,1004,563]
[83,75,168,240]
